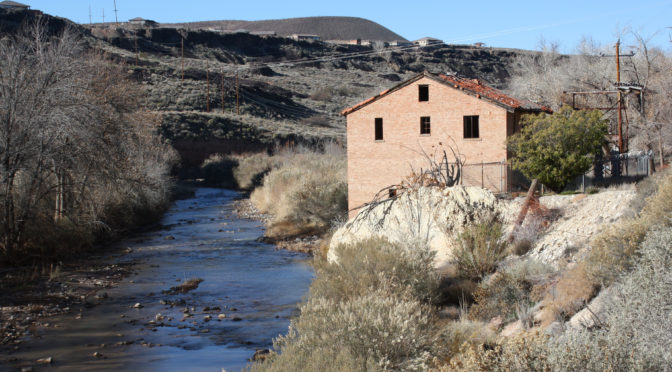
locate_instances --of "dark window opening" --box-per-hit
[463,115,480,138]
[375,118,383,140]
[419,85,429,101]
[388,188,397,198]
[420,116,431,135]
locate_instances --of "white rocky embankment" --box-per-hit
[328,186,502,269]
[502,187,637,266]
[329,185,637,269]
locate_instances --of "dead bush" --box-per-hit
[434,319,496,364]
[310,237,441,304]
[508,215,544,256]
[248,344,382,372]
[233,152,278,190]
[250,147,346,238]
[444,331,552,372]
[267,291,435,371]
[468,272,531,323]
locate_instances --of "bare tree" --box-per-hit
[506,33,672,165]
[0,21,176,261]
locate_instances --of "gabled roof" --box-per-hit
[0,1,29,8]
[341,71,552,116]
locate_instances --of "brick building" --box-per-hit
[341,71,551,215]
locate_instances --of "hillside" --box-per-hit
[163,16,409,42]
[0,8,537,169]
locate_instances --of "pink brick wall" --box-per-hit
[346,76,513,215]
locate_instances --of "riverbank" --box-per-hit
[0,185,197,354]
[0,236,149,356]
[232,198,324,254]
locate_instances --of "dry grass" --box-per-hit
[538,263,597,327]
[434,319,497,364]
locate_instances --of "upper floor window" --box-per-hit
[463,115,479,138]
[375,118,383,140]
[419,85,429,101]
[420,116,431,135]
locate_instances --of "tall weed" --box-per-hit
[453,216,507,280]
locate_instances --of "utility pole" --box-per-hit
[181,36,184,82]
[563,43,638,154]
[89,5,92,25]
[235,70,240,115]
[221,70,225,114]
[113,0,119,26]
[616,40,624,153]
[206,61,210,112]
[102,8,105,23]
[134,35,139,66]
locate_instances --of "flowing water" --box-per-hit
[2,188,313,372]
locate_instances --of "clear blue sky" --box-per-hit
[26,0,672,52]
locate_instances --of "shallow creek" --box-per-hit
[3,188,313,372]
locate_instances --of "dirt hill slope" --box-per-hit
[164,16,408,42]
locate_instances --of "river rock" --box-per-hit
[218,314,226,319]
[329,186,501,268]
[132,303,143,309]
[36,356,53,364]
[251,349,271,361]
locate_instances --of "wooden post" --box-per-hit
[616,40,624,153]
[235,70,240,115]
[206,61,210,112]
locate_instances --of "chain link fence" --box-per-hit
[459,161,511,194]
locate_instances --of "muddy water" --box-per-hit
[3,188,313,372]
